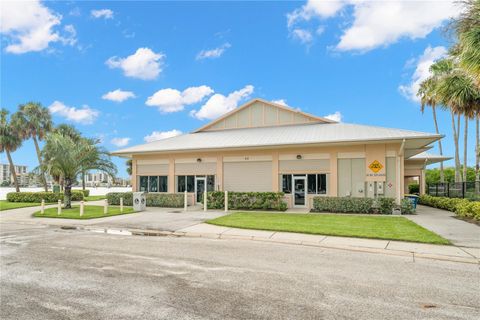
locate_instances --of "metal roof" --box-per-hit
[112,122,442,156]
[406,152,452,164]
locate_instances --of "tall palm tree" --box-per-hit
[0,109,23,192]
[13,102,52,191]
[418,78,445,182]
[41,133,117,208]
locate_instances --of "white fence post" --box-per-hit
[224,191,228,212]
[57,200,61,215]
[80,201,84,217]
[120,197,123,213]
[104,199,108,214]
[41,199,45,214]
[203,190,207,211]
[184,191,188,212]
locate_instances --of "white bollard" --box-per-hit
[184,191,188,212]
[224,191,228,212]
[41,199,45,214]
[120,197,124,213]
[57,200,62,215]
[104,199,108,214]
[203,190,207,211]
[80,201,84,217]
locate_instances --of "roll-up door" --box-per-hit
[137,164,169,175]
[224,161,272,192]
[175,162,216,175]
[279,159,330,173]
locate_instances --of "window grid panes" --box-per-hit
[282,174,327,195]
[176,175,215,192]
[139,176,168,193]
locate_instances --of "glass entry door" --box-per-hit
[195,177,206,203]
[293,177,306,207]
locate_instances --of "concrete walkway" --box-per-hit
[405,205,480,248]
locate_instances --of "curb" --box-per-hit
[62,225,480,265]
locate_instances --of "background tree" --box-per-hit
[13,102,52,191]
[0,109,23,192]
[41,133,117,208]
[126,159,132,176]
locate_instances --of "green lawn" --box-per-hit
[33,205,135,219]
[207,212,450,245]
[85,195,107,201]
[0,200,43,211]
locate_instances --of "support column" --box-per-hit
[168,157,175,193]
[329,152,338,196]
[420,169,426,195]
[131,158,137,191]
[272,152,279,191]
[216,155,223,191]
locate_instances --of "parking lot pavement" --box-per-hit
[1,222,479,320]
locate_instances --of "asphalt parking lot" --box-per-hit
[1,221,479,320]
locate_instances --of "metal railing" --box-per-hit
[427,182,480,200]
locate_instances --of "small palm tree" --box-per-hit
[0,109,23,192]
[13,102,52,191]
[41,133,117,208]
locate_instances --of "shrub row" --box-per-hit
[419,195,480,220]
[74,189,90,197]
[6,191,84,203]
[106,192,183,208]
[206,191,287,211]
[311,196,412,214]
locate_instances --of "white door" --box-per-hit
[195,177,206,204]
[293,176,307,207]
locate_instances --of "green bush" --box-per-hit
[107,192,133,206]
[74,189,90,197]
[312,197,375,214]
[419,195,479,220]
[6,191,84,203]
[107,192,183,208]
[408,184,420,194]
[146,193,183,208]
[400,198,415,214]
[375,197,396,215]
[207,191,287,211]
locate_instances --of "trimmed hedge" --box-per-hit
[408,184,420,194]
[419,195,480,220]
[6,191,84,203]
[312,197,374,213]
[376,197,396,215]
[400,198,415,214]
[74,189,90,197]
[106,192,183,208]
[207,191,287,211]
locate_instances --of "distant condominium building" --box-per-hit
[0,163,29,186]
[85,172,113,187]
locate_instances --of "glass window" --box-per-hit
[186,176,195,192]
[149,176,158,192]
[282,175,292,194]
[159,176,168,192]
[307,175,317,194]
[207,175,215,191]
[177,176,186,192]
[317,174,327,194]
[139,176,148,192]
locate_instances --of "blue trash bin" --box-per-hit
[405,195,419,209]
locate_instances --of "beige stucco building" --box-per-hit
[113,99,448,209]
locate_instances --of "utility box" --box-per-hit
[133,192,146,211]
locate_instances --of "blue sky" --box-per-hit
[1,1,475,178]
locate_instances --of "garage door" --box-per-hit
[223,161,272,192]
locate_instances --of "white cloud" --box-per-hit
[144,129,183,143]
[324,111,342,122]
[146,85,213,113]
[399,46,447,102]
[196,43,231,60]
[0,0,76,54]
[102,89,136,102]
[48,101,99,124]
[190,85,254,120]
[91,9,114,19]
[287,0,461,52]
[106,48,165,80]
[291,28,313,45]
[272,99,288,107]
[110,137,130,147]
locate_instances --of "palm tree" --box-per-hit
[0,109,23,192]
[41,133,117,208]
[418,78,445,182]
[13,102,52,191]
